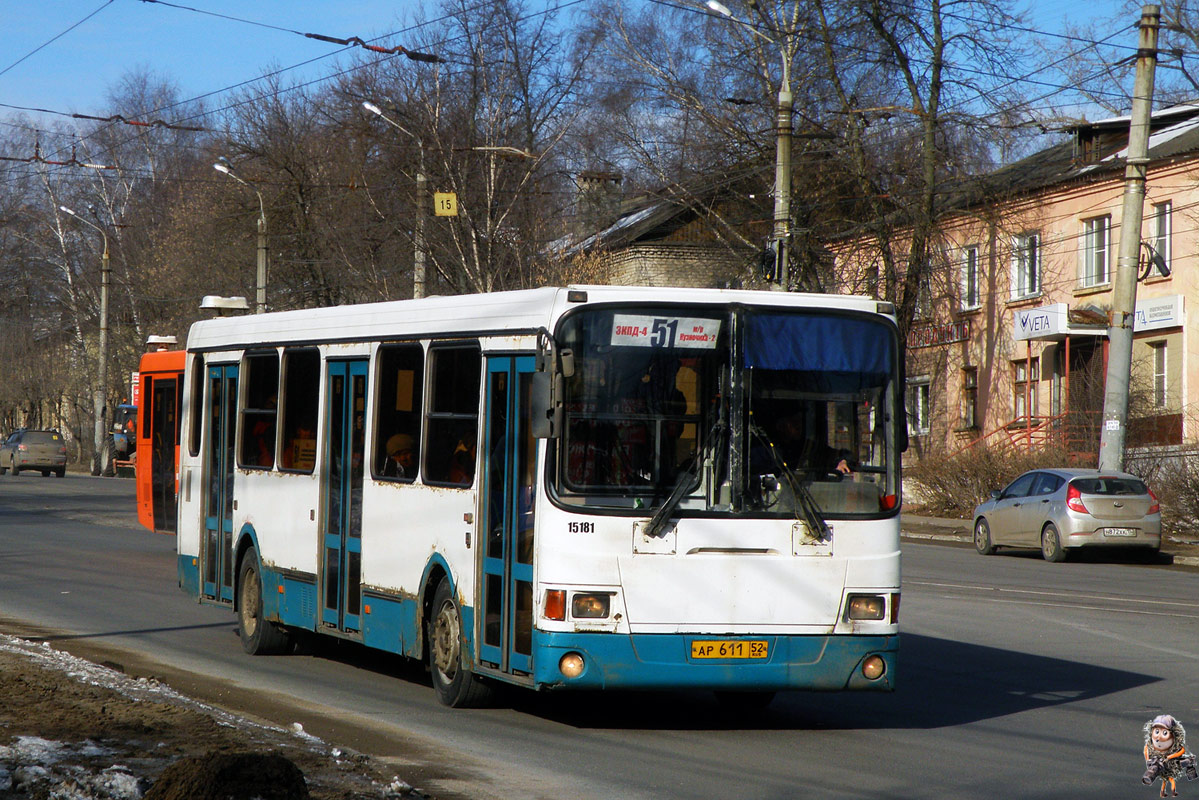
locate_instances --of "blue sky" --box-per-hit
[0,1,424,120]
[0,0,1144,125]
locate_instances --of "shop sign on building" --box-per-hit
[1133,294,1184,332]
[1013,303,1068,341]
[908,319,971,349]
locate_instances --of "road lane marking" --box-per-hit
[907,580,1196,609]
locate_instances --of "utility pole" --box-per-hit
[214,160,269,313]
[772,55,792,291]
[60,205,111,475]
[364,101,428,299]
[414,172,427,299]
[706,0,793,291]
[1098,5,1160,472]
[255,215,268,314]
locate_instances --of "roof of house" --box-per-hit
[943,103,1199,210]
[553,170,765,256]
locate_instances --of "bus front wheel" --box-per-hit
[238,547,292,655]
[428,578,493,708]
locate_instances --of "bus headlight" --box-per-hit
[559,652,586,678]
[846,594,886,621]
[571,593,611,619]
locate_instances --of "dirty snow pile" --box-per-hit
[0,735,143,799]
[0,633,423,799]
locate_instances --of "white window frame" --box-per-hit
[907,377,931,436]
[1081,215,1110,288]
[1152,342,1167,408]
[961,245,980,310]
[1151,201,1172,277]
[1011,233,1040,300]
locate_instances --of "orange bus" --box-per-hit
[136,346,185,534]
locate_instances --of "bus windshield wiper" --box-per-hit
[642,410,726,539]
[749,423,831,542]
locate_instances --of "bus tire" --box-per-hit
[238,547,292,656]
[428,578,493,708]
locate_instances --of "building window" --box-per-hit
[1013,358,1039,421]
[961,367,978,429]
[1151,342,1167,408]
[1081,215,1110,287]
[1011,233,1040,299]
[907,377,931,436]
[961,245,980,310]
[913,275,933,320]
[1151,201,1172,277]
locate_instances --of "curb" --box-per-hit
[899,530,1199,567]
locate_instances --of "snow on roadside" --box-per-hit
[0,632,320,743]
[0,632,421,799]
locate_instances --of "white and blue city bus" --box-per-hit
[174,285,905,706]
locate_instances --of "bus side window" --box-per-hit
[279,349,319,472]
[139,375,153,441]
[188,354,204,458]
[239,351,280,469]
[373,344,424,481]
[425,345,480,486]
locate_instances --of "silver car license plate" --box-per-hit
[1103,527,1137,537]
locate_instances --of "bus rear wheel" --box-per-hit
[238,546,292,655]
[427,578,493,708]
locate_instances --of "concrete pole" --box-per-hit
[772,53,793,291]
[1098,5,1160,472]
[414,172,427,299]
[93,247,110,475]
[255,214,268,314]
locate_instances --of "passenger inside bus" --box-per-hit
[448,431,477,484]
[382,433,417,479]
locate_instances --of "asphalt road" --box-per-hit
[1,474,1197,799]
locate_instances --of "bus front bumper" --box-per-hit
[531,631,897,692]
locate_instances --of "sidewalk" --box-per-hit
[900,512,1199,567]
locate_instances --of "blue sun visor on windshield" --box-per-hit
[743,313,894,390]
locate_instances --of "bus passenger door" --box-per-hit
[150,376,180,533]
[479,356,537,675]
[322,360,368,634]
[203,364,238,602]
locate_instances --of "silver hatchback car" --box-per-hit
[972,468,1161,562]
[0,429,68,477]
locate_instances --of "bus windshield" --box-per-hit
[552,305,899,518]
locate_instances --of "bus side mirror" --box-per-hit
[530,371,562,439]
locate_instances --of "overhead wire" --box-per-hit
[0,0,116,80]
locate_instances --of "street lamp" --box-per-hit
[60,205,110,476]
[213,160,269,313]
[707,0,793,291]
[363,100,428,299]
